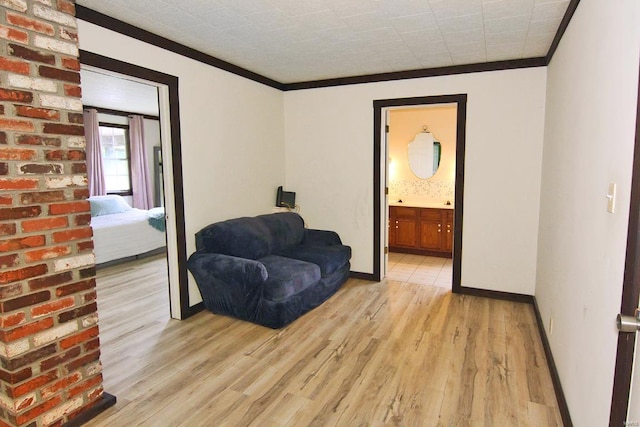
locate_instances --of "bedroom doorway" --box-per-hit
[80,51,189,320]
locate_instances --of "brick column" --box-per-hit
[0,1,113,425]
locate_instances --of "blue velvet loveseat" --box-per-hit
[187,212,351,328]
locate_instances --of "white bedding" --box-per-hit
[91,208,166,264]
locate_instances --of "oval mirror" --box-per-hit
[407,129,441,179]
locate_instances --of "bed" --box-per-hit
[89,195,167,265]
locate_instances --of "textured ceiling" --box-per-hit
[76,0,570,84]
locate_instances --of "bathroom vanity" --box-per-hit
[389,204,454,258]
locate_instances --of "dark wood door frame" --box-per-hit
[609,61,640,427]
[372,94,466,292]
[79,50,197,319]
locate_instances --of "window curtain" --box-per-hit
[128,115,153,209]
[83,108,106,196]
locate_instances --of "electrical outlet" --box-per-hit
[549,317,554,336]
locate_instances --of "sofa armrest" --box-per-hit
[188,252,267,285]
[303,228,343,246]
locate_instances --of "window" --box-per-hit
[99,124,131,194]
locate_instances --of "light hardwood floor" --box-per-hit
[89,255,563,426]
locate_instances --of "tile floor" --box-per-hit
[386,252,452,288]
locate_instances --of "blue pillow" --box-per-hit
[89,195,132,217]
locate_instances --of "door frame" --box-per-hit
[373,94,467,290]
[609,62,640,426]
[79,50,194,319]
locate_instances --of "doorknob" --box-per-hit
[617,309,640,333]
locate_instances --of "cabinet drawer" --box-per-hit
[392,206,418,217]
[420,209,442,221]
[445,210,454,221]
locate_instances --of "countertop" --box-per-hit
[389,201,454,209]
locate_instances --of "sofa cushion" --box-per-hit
[195,213,305,260]
[278,244,351,276]
[260,255,320,302]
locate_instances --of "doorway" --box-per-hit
[373,94,467,293]
[79,50,192,319]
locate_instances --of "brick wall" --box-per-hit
[0,1,107,426]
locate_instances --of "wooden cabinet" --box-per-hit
[389,206,453,258]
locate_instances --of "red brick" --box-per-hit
[8,43,55,65]
[41,371,81,399]
[7,370,57,398]
[0,264,48,285]
[0,205,41,221]
[58,0,75,15]
[18,134,60,146]
[84,290,97,303]
[42,123,84,136]
[63,84,81,98]
[0,178,39,190]
[66,350,100,372]
[48,201,89,215]
[20,190,65,204]
[0,105,4,115]
[60,326,99,350]
[52,227,92,243]
[14,395,62,425]
[68,374,101,398]
[0,235,45,252]
[73,189,89,200]
[1,290,50,312]
[15,105,60,120]
[58,302,97,323]
[56,278,94,297]
[0,25,28,44]
[83,337,100,352]
[40,346,81,371]
[0,162,8,175]
[0,367,32,385]
[22,216,68,232]
[0,194,13,205]
[1,317,53,343]
[20,163,63,175]
[39,66,79,83]
[0,87,33,103]
[61,57,79,71]
[6,12,55,36]
[77,241,94,253]
[67,149,85,161]
[0,147,37,160]
[74,213,91,226]
[0,253,19,269]
[71,163,86,176]
[0,283,23,299]
[28,271,73,291]
[0,118,35,132]
[1,343,56,371]
[0,57,30,74]
[0,311,26,328]
[31,296,75,318]
[0,131,6,144]
[25,245,71,262]
[79,267,96,279]
[68,112,83,124]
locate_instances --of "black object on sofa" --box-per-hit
[187,212,351,328]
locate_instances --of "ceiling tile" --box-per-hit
[76,0,571,84]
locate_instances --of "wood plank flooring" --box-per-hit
[88,255,563,426]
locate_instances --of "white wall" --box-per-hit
[284,68,547,294]
[78,21,286,306]
[535,0,640,425]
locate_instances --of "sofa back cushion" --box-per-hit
[195,212,305,260]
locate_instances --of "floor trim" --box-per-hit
[532,298,574,427]
[63,392,116,427]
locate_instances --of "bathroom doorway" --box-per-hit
[373,94,467,293]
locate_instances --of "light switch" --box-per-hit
[607,183,616,214]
